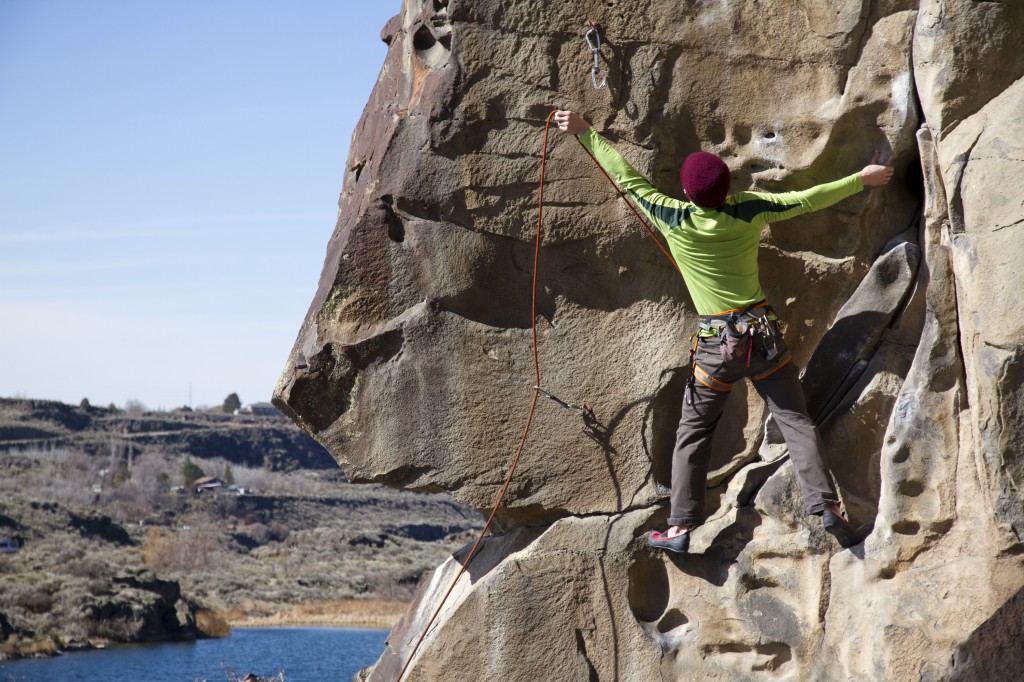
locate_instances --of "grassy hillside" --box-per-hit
[0,398,481,660]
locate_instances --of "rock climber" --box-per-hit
[552,109,894,553]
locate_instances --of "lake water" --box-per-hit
[0,627,387,682]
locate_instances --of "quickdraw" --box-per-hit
[584,21,607,90]
[535,385,596,420]
[685,333,699,406]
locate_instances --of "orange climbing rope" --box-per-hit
[395,110,677,680]
[394,111,552,682]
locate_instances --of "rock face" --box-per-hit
[273,0,1024,679]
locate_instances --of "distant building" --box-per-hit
[193,476,224,493]
[234,402,281,417]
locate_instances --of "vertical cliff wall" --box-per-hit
[273,1,1024,679]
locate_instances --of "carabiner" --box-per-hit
[584,26,607,90]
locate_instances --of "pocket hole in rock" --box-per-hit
[627,554,669,623]
[412,24,436,51]
[656,608,689,634]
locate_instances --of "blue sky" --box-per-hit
[0,1,401,410]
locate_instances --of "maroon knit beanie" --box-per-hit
[680,152,731,208]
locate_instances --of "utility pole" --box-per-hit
[126,430,133,474]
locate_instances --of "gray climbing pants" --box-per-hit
[668,332,839,527]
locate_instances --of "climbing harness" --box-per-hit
[396,109,681,681]
[683,304,790,405]
[584,21,607,90]
[699,304,787,364]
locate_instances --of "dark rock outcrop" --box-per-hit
[69,513,133,546]
[80,579,197,644]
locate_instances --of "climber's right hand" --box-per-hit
[553,110,591,136]
[860,149,895,187]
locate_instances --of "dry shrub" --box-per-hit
[142,519,221,574]
[102,486,149,525]
[11,637,60,657]
[45,479,97,509]
[4,447,98,508]
[213,494,239,518]
[130,453,173,506]
[240,523,271,546]
[195,609,231,638]
[53,543,86,566]
[229,465,275,493]
[64,554,106,579]
[142,527,173,570]
[15,587,54,614]
[349,572,419,601]
[268,522,289,543]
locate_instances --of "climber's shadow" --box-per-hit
[581,395,654,512]
[670,507,762,586]
[636,502,762,587]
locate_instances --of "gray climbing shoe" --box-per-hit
[647,529,690,553]
[823,509,862,548]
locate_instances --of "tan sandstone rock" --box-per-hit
[275,0,1024,679]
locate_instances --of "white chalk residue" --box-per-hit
[753,129,785,172]
[892,71,912,123]
[698,0,730,28]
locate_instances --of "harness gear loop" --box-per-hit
[697,303,788,379]
[685,333,699,405]
[584,22,607,90]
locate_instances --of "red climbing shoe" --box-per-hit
[823,509,862,548]
[647,529,690,554]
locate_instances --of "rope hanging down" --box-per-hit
[396,110,677,681]
[395,110,554,682]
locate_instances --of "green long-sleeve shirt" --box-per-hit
[578,128,864,316]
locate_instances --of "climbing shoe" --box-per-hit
[647,529,690,554]
[823,509,862,548]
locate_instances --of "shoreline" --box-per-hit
[0,600,408,663]
[225,598,409,631]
